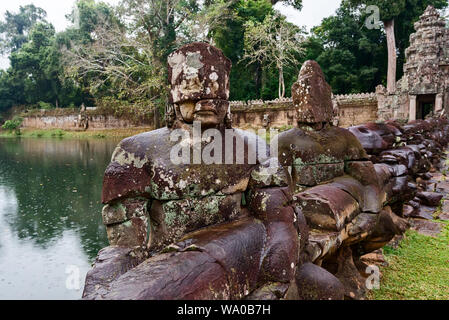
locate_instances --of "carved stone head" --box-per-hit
[291,60,333,126]
[167,42,232,128]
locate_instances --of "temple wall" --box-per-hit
[230,94,379,129]
[20,109,153,130]
[334,93,378,127]
[20,95,380,131]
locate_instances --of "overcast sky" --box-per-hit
[0,0,342,69]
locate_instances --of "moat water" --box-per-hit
[0,137,119,299]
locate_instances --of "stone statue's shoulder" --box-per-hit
[117,127,172,160]
[277,127,306,145]
[102,127,172,204]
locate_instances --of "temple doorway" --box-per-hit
[416,94,436,119]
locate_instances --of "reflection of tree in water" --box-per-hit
[0,138,119,260]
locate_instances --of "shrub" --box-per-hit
[38,101,54,110]
[2,116,23,135]
[50,129,65,137]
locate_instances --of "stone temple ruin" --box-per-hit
[378,6,449,121]
[82,40,449,300]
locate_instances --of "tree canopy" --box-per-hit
[0,4,47,54]
[0,0,447,122]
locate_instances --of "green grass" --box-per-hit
[0,127,153,140]
[369,222,449,300]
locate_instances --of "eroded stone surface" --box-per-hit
[411,219,443,237]
[297,185,360,231]
[295,263,345,300]
[85,42,302,301]
[292,60,334,124]
[168,42,231,104]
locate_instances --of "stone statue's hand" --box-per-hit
[82,245,148,299]
[102,198,150,247]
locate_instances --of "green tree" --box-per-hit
[244,13,305,98]
[271,0,303,10]
[202,0,303,101]
[118,0,200,69]
[0,70,15,113]
[0,4,47,54]
[348,0,405,93]
[9,23,60,107]
[58,0,120,107]
[61,0,167,127]
[310,2,387,94]
[64,0,117,45]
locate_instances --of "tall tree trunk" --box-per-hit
[384,19,397,94]
[279,67,285,99]
[255,63,262,98]
[154,106,161,129]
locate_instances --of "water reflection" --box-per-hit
[0,137,118,299]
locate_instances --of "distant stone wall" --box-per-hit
[21,109,153,130]
[230,98,296,129]
[334,93,378,127]
[230,94,379,129]
[21,94,380,131]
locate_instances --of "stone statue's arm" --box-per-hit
[102,197,150,248]
[246,159,309,284]
[100,145,155,248]
[82,149,153,299]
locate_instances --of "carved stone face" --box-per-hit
[193,99,229,128]
[167,42,232,127]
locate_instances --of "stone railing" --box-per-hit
[334,92,377,103]
[82,117,449,300]
[80,55,447,301]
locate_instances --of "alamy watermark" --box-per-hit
[365,265,380,290]
[365,5,382,30]
[169,121,279,171]
[65,265,81,291]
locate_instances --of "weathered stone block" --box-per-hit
[295,263,344,300]
[176,218,267,298]
[248,187,292,222]
[329,176,384,213]
[102,198,148,225]
[345,161,379,186]
[345,213,378,246]
[168,42,232,104]
[308,229,341,259]
[106,216,148,247]
[293,163,345,186]
[380,147,417,171]
[278,126,367,168]
[348,125,390,153]
[82,246,148,299]
[296,185,360,231]
[416,191,443,207]
[97,251,230,300]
